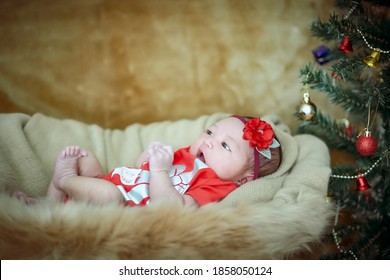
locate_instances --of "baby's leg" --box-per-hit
[14,191,39,205]
[46,146,88,201]
[58,175,124,205]
[18,146,88,204]
[78,151,105,179]
[47,146,106,200]
[52,147,123,205]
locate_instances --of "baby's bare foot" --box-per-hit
[15,191,39,205]
[53,146,88,190]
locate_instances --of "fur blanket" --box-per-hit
[0,113,333,259]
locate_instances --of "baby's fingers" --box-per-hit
[162,145,173,156]
[147,141,158,150]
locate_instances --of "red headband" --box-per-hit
[231,115,278,180]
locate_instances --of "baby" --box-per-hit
[17,115,282,207]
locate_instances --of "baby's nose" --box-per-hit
[204,138,213,148]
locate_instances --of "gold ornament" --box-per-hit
[298,88,317,121]
[363,50,380,68]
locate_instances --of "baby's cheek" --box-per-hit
[188,145,197,156]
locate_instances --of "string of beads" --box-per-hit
[356,28,390,54]
[330,155,383,179]
[332,229,358,260]
[344,2,390,54]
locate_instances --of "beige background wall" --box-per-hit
[0,0,340,130]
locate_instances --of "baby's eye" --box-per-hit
[206,129,212,135]
[222,142,231,151]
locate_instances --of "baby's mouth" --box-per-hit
[197,152,206,164]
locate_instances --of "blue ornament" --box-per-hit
[312,45,332,65]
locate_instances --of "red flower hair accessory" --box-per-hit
[242,118,280,159]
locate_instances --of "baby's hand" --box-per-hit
[147,142,173,172]
[147,141,165,151]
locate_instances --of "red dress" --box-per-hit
[102,147,237,206]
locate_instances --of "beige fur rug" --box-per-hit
[0,192,332,260]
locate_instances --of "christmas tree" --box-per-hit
[295,0,390,259]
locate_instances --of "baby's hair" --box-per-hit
[257,141,282,177]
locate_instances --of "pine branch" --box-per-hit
[295,110,358,153]
[331,165,357,177]
[311,12,390,57]
[300,62,390,118]
[310,14,344,41]
[331,55,366,80]
[299,0,390,260]
[300,64,366,113]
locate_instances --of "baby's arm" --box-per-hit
[147,142,199,207]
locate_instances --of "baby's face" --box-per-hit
[189,117,252,183]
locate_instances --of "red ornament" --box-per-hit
[344,125,353,138]
[356,130,378,156]
[341,119,353,137]
[331,71,343,80]
[339,36,353,53]
[356,173,371,192]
